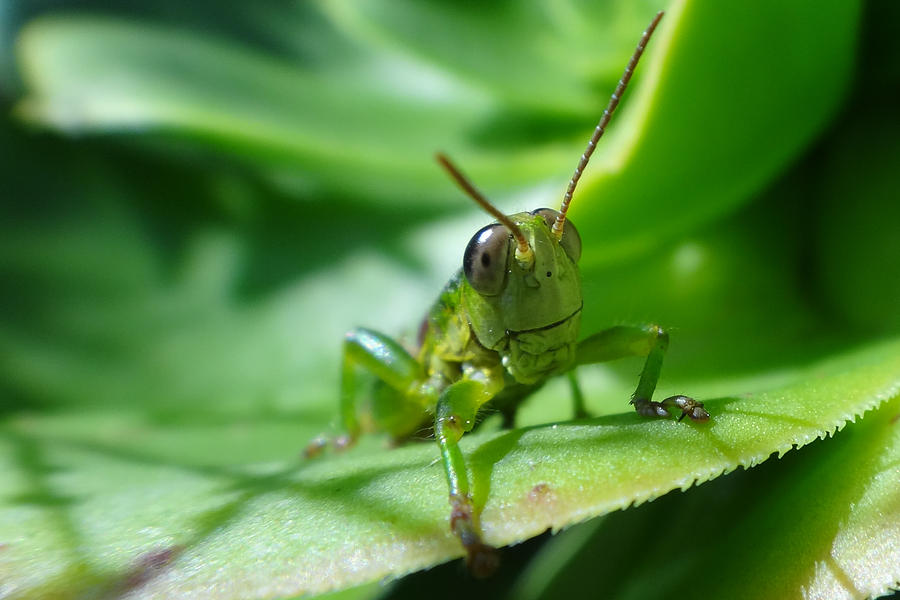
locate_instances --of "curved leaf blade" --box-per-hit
[573,0,862,262]
[1,339,897,598]
[512,395,900,600]
[14,0,861,253]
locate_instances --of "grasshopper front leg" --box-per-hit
[435,379,500,577]
[575,325,709,422]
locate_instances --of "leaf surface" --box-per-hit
[1,339,897,598]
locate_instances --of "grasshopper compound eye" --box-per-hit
[531,208,582,263]
[463,224,510,295]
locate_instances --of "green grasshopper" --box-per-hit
[307,11,708,575]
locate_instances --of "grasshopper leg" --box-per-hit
[574,325,709,422]
[304,328,426,458]
[435,379,500,577]
[567,371,589,419]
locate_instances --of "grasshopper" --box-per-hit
[306,11,708,575]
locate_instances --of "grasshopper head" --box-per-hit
[435,153,586,382]
[461,209,583,382]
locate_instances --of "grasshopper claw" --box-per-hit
[663,395,710,423]
[466,542,500,579]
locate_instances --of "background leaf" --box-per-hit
[14,0,859,259]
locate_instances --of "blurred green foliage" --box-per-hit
[1,0,899,599]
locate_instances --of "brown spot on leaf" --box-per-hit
[529,483,554,503]
[510,483,563,526]
[522,482,560,522]
[121,545,183,592]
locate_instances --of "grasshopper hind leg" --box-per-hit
[304,327,431,458]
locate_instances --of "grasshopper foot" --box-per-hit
[466,542,500,579]
[302,433,357,459]
[662,394,709,422]
[632,396,709,423]
[302,435,329,459]
[450,494,499,578]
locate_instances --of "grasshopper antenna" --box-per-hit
[552,10,665,241]
[436,152,535,268]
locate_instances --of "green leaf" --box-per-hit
[573,0,861,262]
[815,108,900,334]
[14,0,860,259]
[511,395,900,600]
[2,338,897,598]
[2,1,892,598]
